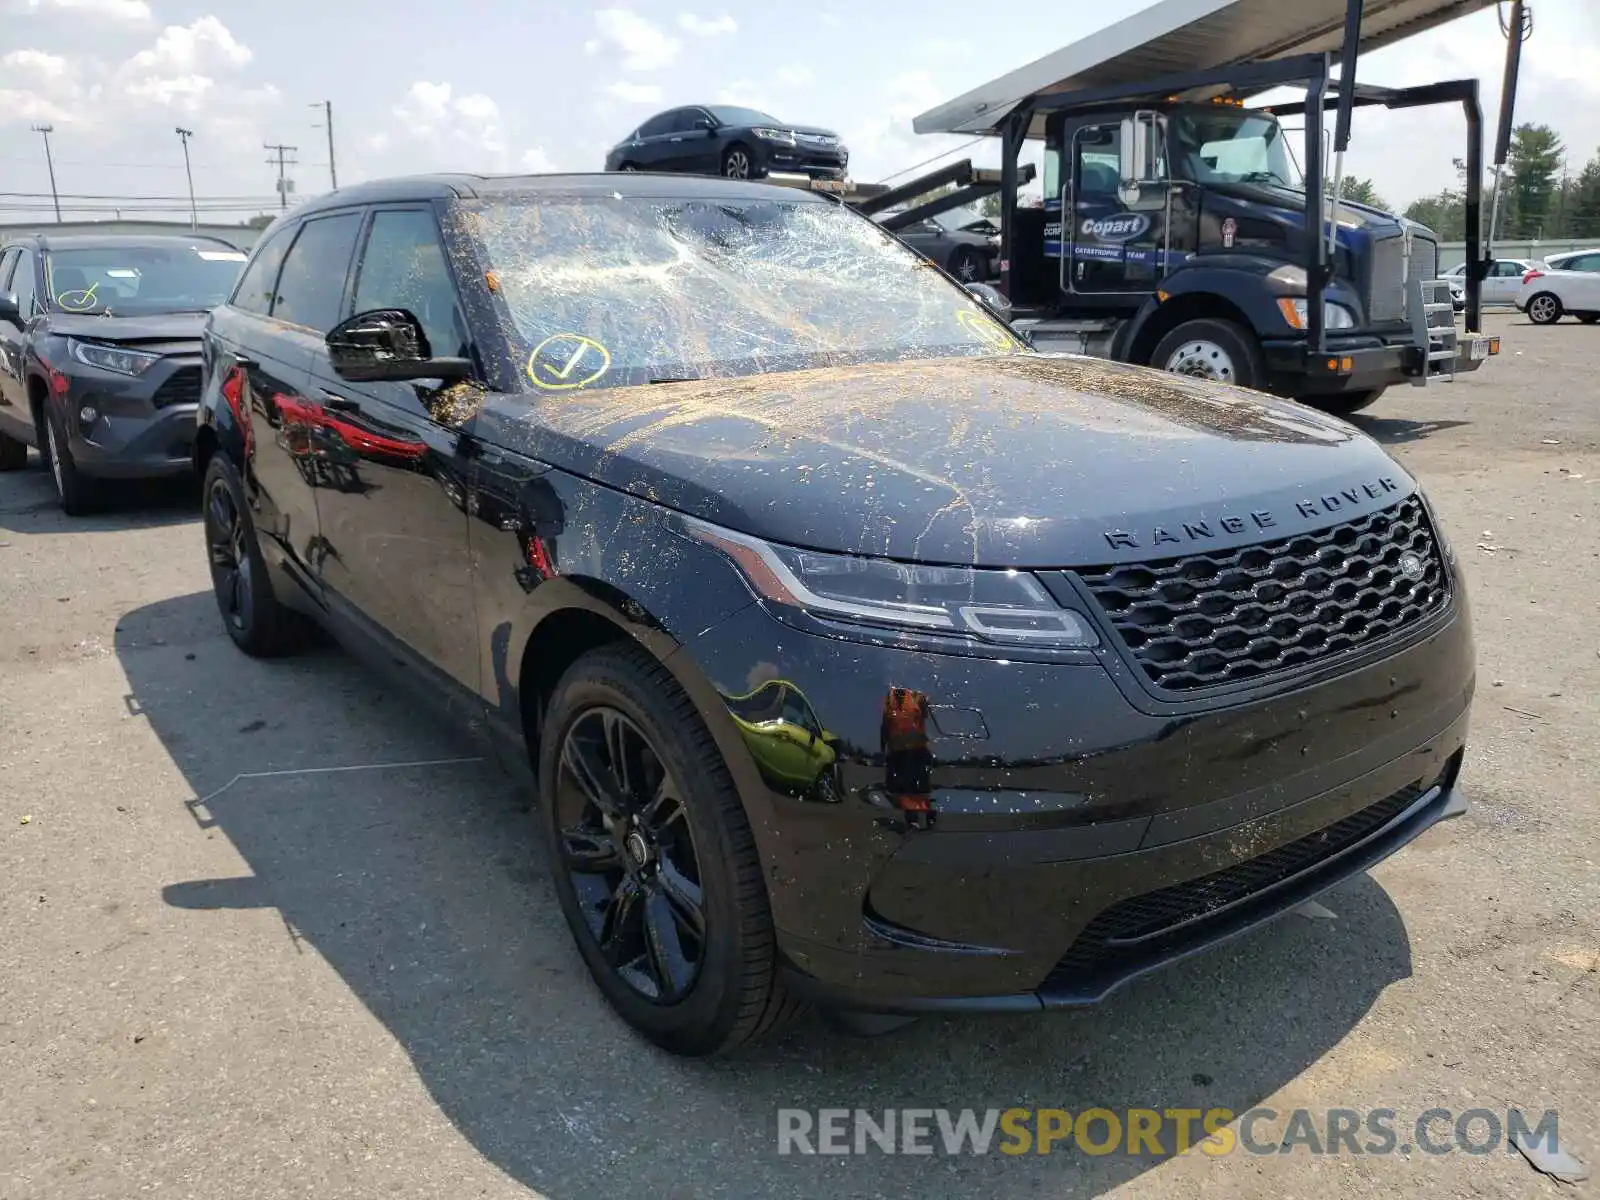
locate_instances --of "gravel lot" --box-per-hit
[2,312,1596,1200]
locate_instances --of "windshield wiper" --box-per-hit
[648,374,704,384]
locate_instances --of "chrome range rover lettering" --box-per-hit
[1102,476,1402,550]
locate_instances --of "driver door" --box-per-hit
[1066,117,1169,296]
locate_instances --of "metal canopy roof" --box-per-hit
[913,0,1501,137]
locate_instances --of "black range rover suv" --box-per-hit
[0,234,247,513]
[195,173,1474,1055]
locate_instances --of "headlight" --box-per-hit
[752,127,796,145]
[686,519,1099,649]
[70,340,161,376]
[1277,298,1357,330]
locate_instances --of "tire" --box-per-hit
[202,453,308,657]
[721,145,759,180]
[1578,313,1600,324]
[1526,292,1563,324]
[1311,387,1386,417]
[41,404,98,515]
[0,429,27,471]
[948,247,986,284]
[617,163,638,172]
[1150,318,1266,390]
[538,643,802,1056]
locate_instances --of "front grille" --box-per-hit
[1367,231,1438,325]
[1368,233,1405,323]
[1046,779,1430,983]
[152,366,202,409]
[1076,495,1447,692]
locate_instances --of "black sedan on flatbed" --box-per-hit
[194,171,1473,1056]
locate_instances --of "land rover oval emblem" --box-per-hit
[1398,551,1426,581]
[1080,213,1151,242]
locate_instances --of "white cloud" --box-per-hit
[677,12,735,36]
[715,79,771,110]
[17,0,150,19]
[775,65,813,88]
[604,80,664,104]
[589,9,680,72]
[0,89,74,122]
[125,15,252,74]
[123,74,213,108]
[520,146,556,172]
[389,80,511,170]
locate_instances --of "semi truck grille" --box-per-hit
[1367,231,1438,325]
[1075,495,1447,692]
[1045,778,1431,983]
[152,366,202,409]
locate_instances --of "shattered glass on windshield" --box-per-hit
[453,193,1024,394]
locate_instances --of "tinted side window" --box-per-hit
[1571,254,1600,272]
[12,250,38,317]
[270,212,362,333]
[232,225,295,315]
[1492,260,1523,277]
[351,209,468,359]
[0,249,17,292]
[669,109,704,133]
[639,111,676,137]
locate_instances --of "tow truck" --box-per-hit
[875,0,1530,414]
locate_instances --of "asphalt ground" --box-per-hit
[2,311,1596,1199]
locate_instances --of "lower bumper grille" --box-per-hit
[152,366,202,409]
[1044,777,1434,988]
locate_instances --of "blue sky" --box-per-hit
[2,0,1598,224]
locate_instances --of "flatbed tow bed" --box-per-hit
[898,0,1526,413]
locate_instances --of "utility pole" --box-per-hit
[32,125,61,223]
[310,100,337,189]
[175,127,197,230]
[264,143,298,211]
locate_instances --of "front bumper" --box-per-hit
[759,142,847,177]
[685,577,1474,1014]
[60,355,201,478]
[1262,331,1500,395]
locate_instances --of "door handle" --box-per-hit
[320,391,360,413]
[669,137,683,142]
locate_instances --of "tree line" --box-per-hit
[1340,123,1600,242]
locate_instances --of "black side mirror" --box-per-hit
[695,118,715,131]
[325,308,472,384]
[0,293,20,329]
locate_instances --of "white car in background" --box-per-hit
[1442,257,1544,308]
[1516,248,1600,325]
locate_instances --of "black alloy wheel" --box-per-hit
[538,644,802,1055]
[202,454,307,657]
[554,706,706,1003]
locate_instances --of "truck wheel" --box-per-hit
[0,429,28,471]
[538,642,804,1056]
[1526,292,1563,324]
[1312,388,1386,418]
[1151,319,1265,390]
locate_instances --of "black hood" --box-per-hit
[476,355,1414,568]
[44,310,208,345]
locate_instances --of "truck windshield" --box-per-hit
[456,194,1025,390]
[1173,110,1302,189]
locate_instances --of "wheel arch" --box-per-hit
[1127,292,1260,367]
[510,580,770,817]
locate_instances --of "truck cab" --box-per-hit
[911,0,1520,417]
[1007,99,1447,410]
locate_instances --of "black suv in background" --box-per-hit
[604,105,847,179]
[195,172,1472,1057]
[0,234,247,513]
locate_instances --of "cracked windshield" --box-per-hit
[460,195,1021,391]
